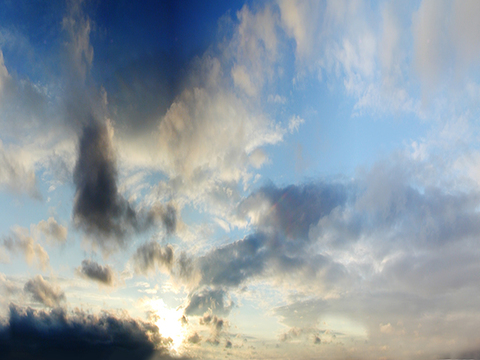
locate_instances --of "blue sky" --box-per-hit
[1,1,480,359]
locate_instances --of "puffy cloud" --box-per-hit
[0,304,175,360]
[2,226,49,271]
[132,241,174,276]
[76,259,115,287]
[24,275,65,308]
[35,217,68,245]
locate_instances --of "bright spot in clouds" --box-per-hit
[149,299,186,352]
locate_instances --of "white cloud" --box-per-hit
[288,115,304,133]
[2,226,50,271]
[413,0,480,95]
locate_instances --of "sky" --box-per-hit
[1,0,480,359]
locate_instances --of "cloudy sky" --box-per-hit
[1,0,480,359]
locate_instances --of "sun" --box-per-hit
[149,299,186,352]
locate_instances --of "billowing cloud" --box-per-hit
[0,304,176,360]
[168,182,353,298]
[132,241,174,276]
[76,259,115,286]
[24,275,65,308]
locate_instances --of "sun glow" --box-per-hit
[149,299,186,352]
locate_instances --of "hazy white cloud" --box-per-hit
[0,143,39,198]
[35,217,68,245]
[412,0,480,102]
[2,226,49,271]
[288,115,304,133]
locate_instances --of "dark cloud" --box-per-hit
[73,121,178,250]
[184,288,233,317]
[0,304,181,360]
[76,259,115,286]
[132,241,174,275]
[73,121,138,244]
[23,275,65,308]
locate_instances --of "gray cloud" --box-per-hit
[313,159,480,252]
[132,241,174,276]
[148,203,177,235]
[0,304,180,360]
[24,275,65,308]
[76,259,115,286]
[73,121,138,245]
[237,182,349,240]
[184,288,233,317]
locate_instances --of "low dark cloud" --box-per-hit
[0,304,180,360]
[184,288,233,317]
[24,275,65,308]
[76,259,115,286]
[73,121,138,245]
[132,241,174,275]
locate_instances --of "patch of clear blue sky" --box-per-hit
[262,75,429,186]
